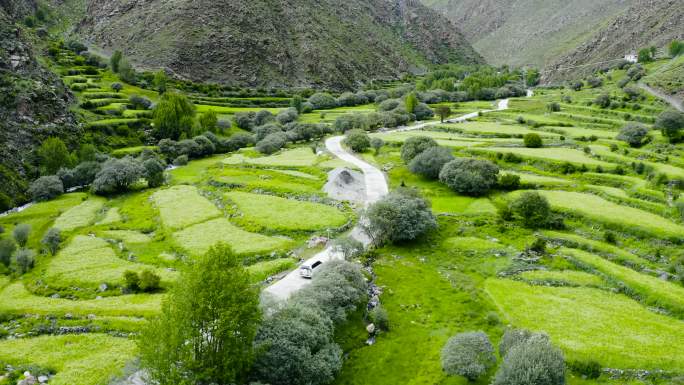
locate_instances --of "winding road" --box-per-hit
[638,83,683,112]
[264,98,512,300]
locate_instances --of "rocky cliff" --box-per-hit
[78,0,483,89]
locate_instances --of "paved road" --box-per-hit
[264,97,514,300]
[639,83,683,112]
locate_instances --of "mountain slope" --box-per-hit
[78,0,483,89]
[0,1,80,208]
[545,0,684,81]
[422,0,637,68]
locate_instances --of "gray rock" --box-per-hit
[38,376,48,383]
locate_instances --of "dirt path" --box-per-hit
[639,83,683,112]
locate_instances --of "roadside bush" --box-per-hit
[510,192,551,228]
[413,103,434,120]
[13,224,31,247]
[92,157,145,195]
[13,249,35,275]
[344,130,371,153]
[499,174,521,190]
[493,334,565,385]
[256,132,288,155]
[524,133,543,148]
[333,237,364,261]
[28,176,64,202]
[365,189,437,244]
[616,123,650,147]
[334,114,367,132]
[286,123,331,142]
[655,110,684,143]
[441,332,496,380]
[369,306,390,331]
[41,228,61,255]
[226,133,255,152]
[408,146,454,179]
[308,92,337,110]
[439,158,499,196]
[400,136,438,163]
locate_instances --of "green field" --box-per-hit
[152,185,221,230]
[477,147,614,167]
[486,279,684,371]
[519,269,605,287]
[223,147,323,167]
[226,191,349,231]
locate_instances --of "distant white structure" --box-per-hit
[624,53,638,63]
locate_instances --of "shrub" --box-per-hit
[143,158,165,188]
[568,360,601,380]
[510,192,551,228]
[0,239,16,267]
[617,122,649,147]
[28,176,64,202]
[441,332,496,380]
[139,270,161,292]
[333,237,364,261]
[199,111,218,132]
[193,135,216,156]
[400,136,438,163]
[256,132,288,155]
[234,112,256,130]
[344,130,371,153]
[408,146,454,180]
[524,133,543,148]
[71,161,101,188]
[365,189,437,244]
[13,249,35,275]
[546,102,561,112]
[41,228,61,255]
[13,224,31,247]
[587,77,603,88]
[594,94,611,109]
[92,157,145,195]
[173,155,189,166]
[153,93,196,140]
[378,99,400,112]
[436,105,452,122]
[369,306,390,331]
[255,123,283,142]
[123,270,140,291]
[129,95,152,110]
[110,50,122,72]
[308,92,337,110]
[370,137,384,154]
[499,174,521,191]
[255,110,275,126]
[571,81,583,91]
[528,237,547,254]
[439,158,499,196]
[110,82,123,93]
[493,334,565,385]
[669,40,684,57]
[276,108,299,125]
[655,110,684,143]
[413,103,434,121]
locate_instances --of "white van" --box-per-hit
[299,260,323,279]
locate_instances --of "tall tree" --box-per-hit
[405,92,418,114]
[37,138,71,175]
[138,244,260,385]
[154,70,168,94]
[153,92,196,140]
[110,50,122,72]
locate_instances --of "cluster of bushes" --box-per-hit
[123,269,161,293]
[417,65,529,100]
[656,110,684,143]
[0,226,61,276]
[253,260,367,385]
[159,131,253,163]
[617,123,651,147]
[401,137,519,196]
[441,328,567,384]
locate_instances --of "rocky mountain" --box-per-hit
[545,0,684,81]
[0,1,80,209]
[422,0,638,68]
[77,0,483,89]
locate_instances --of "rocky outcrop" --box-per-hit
[0,5,80,208]
[77,0,483,89]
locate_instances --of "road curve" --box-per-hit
[638,83,683,112]
[264,97,514,300]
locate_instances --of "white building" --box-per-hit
[624,53,638,63]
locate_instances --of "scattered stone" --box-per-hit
[64,313,72,319]
[38,375,48,383]
[307,236,329,248]
[50,293,60,299]
[98,283,108,292]
[366,323,376,334]
[87,314,96,320]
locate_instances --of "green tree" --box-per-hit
[291,95,304,113]
[510,192,551,228]
[118,58,136,83]
[405,92,419,114]
[493,334,565,385]
[370,137,384,155]
[199,111,218,132]
[37,138,71,175]
[436,105,452,123]
[439,158,500,196]
[401,136,438,163]
[409,146,454,180]
[441,332,496,380]
[143,158,165,188]
[524,133,543,148]
[616,123,650,147]
[638,48,654,63]
[153,92,196,140]
[154,70,168,94]
[669,40,684,57]
[111,82,123,93]
[110,50,122,72]
[344,129,371,153]
[13,224,31,247]
[138,244,260,385]
[92,157,144,195]
[41,228,61,255]
[28,176,64,202]
[0,239,16,267]
[365,189,437,244]
[655,110,684,143]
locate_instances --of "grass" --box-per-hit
[442,236,504,251]
[212,167,323,194]
[226,191,349,231]
[0,282,161,317]
[504,171,572,186]
[0,334,136,385]
[100,230,152,244]
[40,235,176,291]
[223,147,322,167]
[372,130,488,148]
[542,231,654,268]
[519,269,605,287]
[486,279,684,371]
[527,190,684,239]
[97,207,121,225]
[475,147,614,167]
[173,217,292,256]
[53,197,105,231]
[152,185,221,230]
[562,247,684,316]
[246,257,297,282]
